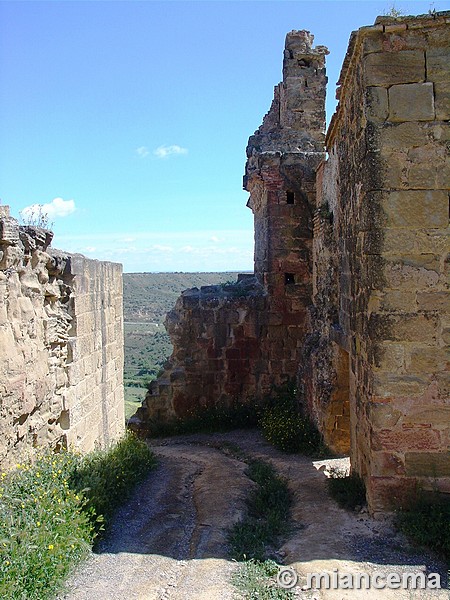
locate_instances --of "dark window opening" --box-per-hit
[286,191,295,204]
[285,273,295,285]
[298,58,311,68]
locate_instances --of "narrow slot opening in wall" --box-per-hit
[286,191,295,204]
[285,272,295,285]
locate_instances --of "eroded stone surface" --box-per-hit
[0,207,124,468]
[311,11,450,512]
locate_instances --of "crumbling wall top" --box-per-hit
[244,29,328,192]
[283,30,329,78]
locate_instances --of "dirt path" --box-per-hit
[60,430,448,600]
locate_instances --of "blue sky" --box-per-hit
[0,0,446,272]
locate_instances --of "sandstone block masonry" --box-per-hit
[0,207,124,469]
[132,13,449,513]
[309,11,450,513]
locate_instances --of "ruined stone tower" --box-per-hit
[130,31,328,425]
[244,31,328,392]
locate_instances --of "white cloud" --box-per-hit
[21,197,76,220]
[136,146,149,158]
[151,244,174,253]
[54,228,254,272]
[153,144,188,159]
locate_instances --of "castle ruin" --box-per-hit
[0,207,124,469]
[132,12,450,513]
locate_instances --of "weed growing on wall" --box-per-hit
[0,432,156,600]
[259,384,326,456]
[19,204,53,229]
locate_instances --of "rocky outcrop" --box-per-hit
[0,206,124,469]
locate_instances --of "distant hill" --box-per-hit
[123,272,240,323]
[123,272,245,417]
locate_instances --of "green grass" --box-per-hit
[125,385,147,419]
[0,432,156,600]
[228,459,292,562]
[0,452,93,600]
[228,458,294,598]
[395,493,450,561]
[70,432,157,537]
[232,560,295,600]
[326,468,366,511]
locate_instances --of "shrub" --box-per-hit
[258,383,327,456]
[260,404,323,454]
[147,399,260,437]
[0,432,156,599]
[0,452,93,600]
[70,432,156,535]
[326,468,366,511]
[395,494,450,561]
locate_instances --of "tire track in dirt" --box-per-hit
[60,430,448,600]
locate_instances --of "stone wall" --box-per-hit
[0,207,124,469]
[310,12,450,512]
[132,276,267,424]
